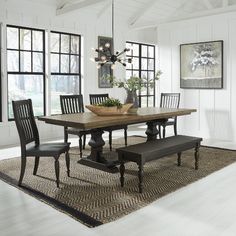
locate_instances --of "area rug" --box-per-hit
[0,136,236,228]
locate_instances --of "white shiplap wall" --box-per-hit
[158,12,236,143]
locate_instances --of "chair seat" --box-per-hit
[26,143,70,156]
[66,128,91,136]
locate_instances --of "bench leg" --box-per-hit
[120,161,125,187]
[177,152,181,166]
[138,163,144,193]
[195,144,200,170]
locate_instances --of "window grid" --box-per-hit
[7,25,46,120]
[126,41,156,107]
[50,31,82,115]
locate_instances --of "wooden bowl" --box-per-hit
[85,103,133,116]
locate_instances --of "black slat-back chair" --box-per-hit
[60,94,91,160]
[12,99,70,187]
[89,93,128,151]
[158,93,180,138]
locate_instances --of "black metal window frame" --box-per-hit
[126,41,156,107]
[7,24,46,120]
[50,31,82,85]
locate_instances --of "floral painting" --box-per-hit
[180,41,223,89]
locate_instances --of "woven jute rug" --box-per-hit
[0,136,236,227]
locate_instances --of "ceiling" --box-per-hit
[26,0,236,29]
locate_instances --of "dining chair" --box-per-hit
[89,93,128,151]
[12,99,70,187]
[158,93,180,138]
[60,94,91,160]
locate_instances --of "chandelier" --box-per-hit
[92,0,132,69]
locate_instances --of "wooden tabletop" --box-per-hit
[38,107,196,130]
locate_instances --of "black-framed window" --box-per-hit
[7,25,45,119]
[126,42,156,107]
[50,31,81,114]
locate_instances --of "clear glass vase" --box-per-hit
[125,89,139,113]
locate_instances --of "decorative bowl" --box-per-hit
[85,103,133,116]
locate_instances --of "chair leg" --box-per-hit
[79,135,83,160]
[109,130,112,151]
[163,126,166,138]
[18,156,27,186]
[158,125,161,139]
[54,156,60,188]
[64,128,68,143]
[83,134,86,150]
[33,156,40,175]
[174,122,177,136]
[65,151,70,177]
[124,127,128,146]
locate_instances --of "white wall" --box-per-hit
[0,0,155,148]
[158,12,236,143]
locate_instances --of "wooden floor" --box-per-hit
[1,129,236,236]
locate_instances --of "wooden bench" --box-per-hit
[116,135,202,193]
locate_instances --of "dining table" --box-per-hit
[38,107,196,173]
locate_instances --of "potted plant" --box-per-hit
[106,70,162,111]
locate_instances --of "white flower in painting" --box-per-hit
[190,43,218,71]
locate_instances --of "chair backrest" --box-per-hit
[60,94,84,114]
[89,93,109,105]
[160,93,180,109]
[12,99,39,153]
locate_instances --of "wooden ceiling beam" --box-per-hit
[128,0,156,26]
[56,0,107,15]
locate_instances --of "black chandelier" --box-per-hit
[92,0,132,69]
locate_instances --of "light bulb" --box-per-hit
[99,46,103,51]
[91,47,95,51]
[101,55,106,61]
[111,64,116,70]
[105,42,110,48]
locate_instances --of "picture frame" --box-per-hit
[180,40,223,89]
[98,36,113,88]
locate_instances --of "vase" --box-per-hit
[125,89,139,113]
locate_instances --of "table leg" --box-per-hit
[145,119,168,141]
[78,128,119,173]
[88,129,105,162]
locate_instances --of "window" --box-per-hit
[7,25,45,119]
[50,31,81,114]
[126,42,156,107]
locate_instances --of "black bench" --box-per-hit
[116,135,202,193]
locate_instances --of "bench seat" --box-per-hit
[116,135,202,193]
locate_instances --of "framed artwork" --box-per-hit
[180,40,223,89]
[98,36,113,88]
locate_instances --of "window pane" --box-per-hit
[7,27,18,49]
[126,43,132,56]
[51,54,59,73]
[20,51,31,72]
[133,58,139,70]
[61,55,69,73]
[141,84,147,95]
[33,31,43,51]
[148,59,154,70]
[126,57,132,69]
[142,45,148,57]
[141,71,147,80]
[132,44,139,56]
[71,36,80,54]
[148,46,154,58]
[126,70,132,79]
[51,75,80,114]
[8,74,44,118]
[132,71,139,77]
[70,55,80,73]
[148,84,154,95]
[141,96,147,108]
[141,58,147,70]
[148,96,154,107]
[7,50,19,72]
[20,29,31,50]
[61,34,70,53]
[51,33,59,53]
[33,52,43,72]
[148,72,154,82]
